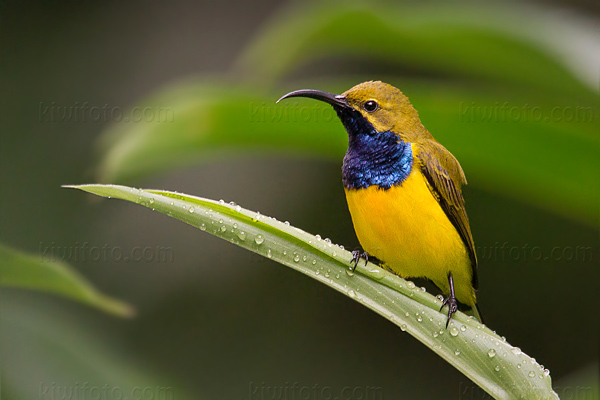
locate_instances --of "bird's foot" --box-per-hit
[440,295,459,328]
[350,250,369,271]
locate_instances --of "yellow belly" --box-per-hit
[345,169,476,306]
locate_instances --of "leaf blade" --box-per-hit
[66,183,559,400]
[0,243,134,317]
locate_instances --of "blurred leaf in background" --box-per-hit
[0,243,133,317]
[96,1,599,226]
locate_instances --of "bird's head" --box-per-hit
[278,81,427,142]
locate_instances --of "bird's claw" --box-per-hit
[350,250,369,271]
[440,295,459,328]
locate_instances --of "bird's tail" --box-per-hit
[464,304,484,324]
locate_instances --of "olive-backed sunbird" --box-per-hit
[278,81,482,325]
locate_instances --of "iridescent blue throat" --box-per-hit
[336,107,413,190]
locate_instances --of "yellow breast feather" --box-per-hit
[344,168,476,306]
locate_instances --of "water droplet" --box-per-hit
[235,205,242,212]
[368,268,384,280]
[488,349,496,358]
[267,249,272,258]
[324,238,332,244]
[460,325,467,332]
[417,316,423,322]
[237,231,246,241]
[449,327,459,337]
[436,295,444,302]
[433,331,439,338]
[169,201,174,206]
[528,371,536,378]
[218,199,225,205]
[543,369,550,377]
[400,324,407,331]
[200,223,206,231]
[339,245,345,250]
[189,207,195,213]
[332,251,337,257]
[283,220,290,226]
[420,286,426,292]
[407,281,415,289]
[517,364,521,369]
[218,219,223,224]
[302,255,307,262]
[255,234,264,245]
[233,223,238,229]
[511,347,521,355]
[315,235,321,241]
[283,250,287,256]
[293,254,300,262]
[335,274,340,279]
[149,198,155,204]
[346,269,354,277]
[494,365,500,372]
[220,225,227,232]
[454,349,461,356]
[312,260,317,265]
[348,290,356,298]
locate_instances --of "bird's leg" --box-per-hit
[350,249,369,271]
[440,272,459,328]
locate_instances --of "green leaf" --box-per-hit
[95,80,599,225]
[236,1,596,98]
[0,243,134,317]
[65,183,559,400]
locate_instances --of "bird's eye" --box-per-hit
[363,100,379,112]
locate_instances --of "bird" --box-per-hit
[277,81,481,325]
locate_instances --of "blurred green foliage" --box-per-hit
[0,243,132,317]
[96,2,599,226]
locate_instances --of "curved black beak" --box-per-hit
[277,89,350,109]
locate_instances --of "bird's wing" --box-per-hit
[416,139,478,289]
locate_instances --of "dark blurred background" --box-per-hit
[1,1,598,399]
